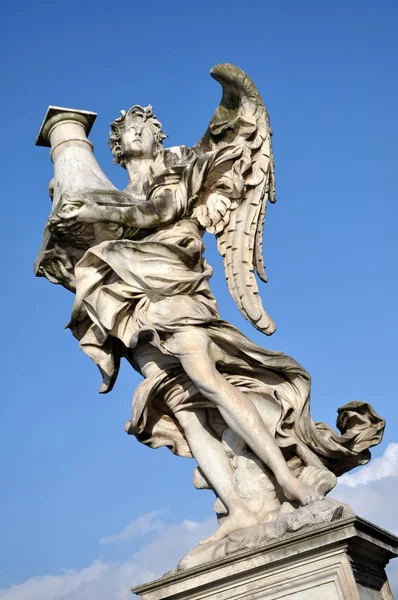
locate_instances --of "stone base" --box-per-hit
[132,517,398,600]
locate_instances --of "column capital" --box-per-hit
[35,106,97,147]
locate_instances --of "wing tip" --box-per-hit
[255,313,277,336]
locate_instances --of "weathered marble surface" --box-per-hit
[35,63,385,552]
[133,516,398,600]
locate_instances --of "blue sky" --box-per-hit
[0,0,397,597]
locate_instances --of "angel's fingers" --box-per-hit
[197,214,211,228]
[61,205,82,215]
[195,205,207,217]
[210,203,228,218]
[217,195,231,210]
[47,218,61,231]
[58,209,81,221]
[52,220,80,233]
[214,220,225,234]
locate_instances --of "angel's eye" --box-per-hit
[126,125,138,136]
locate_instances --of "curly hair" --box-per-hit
[108,105,168,168]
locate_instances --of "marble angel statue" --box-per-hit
[36,63,384,551]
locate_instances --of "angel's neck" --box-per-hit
[125,157,154,195]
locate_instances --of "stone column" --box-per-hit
[34,105,116,275]
[36,105,98,205]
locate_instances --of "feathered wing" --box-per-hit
[192,63,277,335]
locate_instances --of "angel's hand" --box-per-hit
[58,194,102,224]
[193,192,232,234]
[47,194,102,235]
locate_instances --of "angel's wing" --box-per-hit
[193,63,277,335]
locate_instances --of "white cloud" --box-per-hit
[0,562,115,600]
[0,515,216,600]
[182,520,200,531]
[338,443,398,488]
[100,510,166,544]
[333,443,398,534]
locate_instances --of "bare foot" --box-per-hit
[280,474,323,505]
[200,506,258,545]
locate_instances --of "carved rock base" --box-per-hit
[132,516,398,600]
[174,498,351,571]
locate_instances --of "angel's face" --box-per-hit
[121,119,156,160]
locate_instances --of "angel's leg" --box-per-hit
[175,408,258,543]
[168,329,321,506]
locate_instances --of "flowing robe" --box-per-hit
[68,145,384,478]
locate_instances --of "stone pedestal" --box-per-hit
[132,517,397,600]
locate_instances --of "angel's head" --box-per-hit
[108,105,167,167]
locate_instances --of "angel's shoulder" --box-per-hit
[160,145,196,167]
[149,146,196,184]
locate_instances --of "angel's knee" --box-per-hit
[166,328,211,357]
[175,409,207,437]
[166,329,225,397]
[183,357,223,398]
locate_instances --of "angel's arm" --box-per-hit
[87,189,177,228]
[51,187,177,231]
